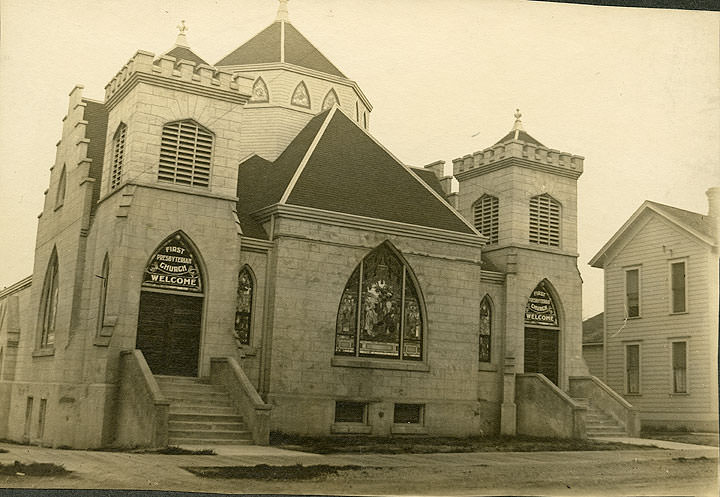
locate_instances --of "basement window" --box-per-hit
[393,403,423,424]
[334,401,367,424]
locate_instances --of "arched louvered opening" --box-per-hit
[55,166,66,208]
[39,248,60,348]
[110,123,127,190]
[472,194,499,244]
[291,81,311,109]
[96,253,110,335]
[158,120,213,188]
[335,242,424,361]
[529,194,561,247]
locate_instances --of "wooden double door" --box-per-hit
[524,327,559,385]
[136,291,202,376]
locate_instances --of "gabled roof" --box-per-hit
[582,312,604,344]
[589,200,717,268]
[215,21,345,78]
[236,108,478,237]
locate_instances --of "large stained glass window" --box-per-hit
[335,243,424,361]
[479,297,492,362]
[234,268,254,345]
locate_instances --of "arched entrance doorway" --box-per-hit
[524,281,560,385]
[136,232,204,376]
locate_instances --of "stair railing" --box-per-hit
[516,373,588,438]
[209,357,273,445]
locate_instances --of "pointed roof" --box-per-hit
[156,21,209,66]
[589,200,717,268]
[215,20,345,77]
[236,108,477,237]
[494,109,545,147]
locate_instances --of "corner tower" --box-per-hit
[453,110,587,389]
[216,0,372,161]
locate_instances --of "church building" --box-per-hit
[0,1,639,448]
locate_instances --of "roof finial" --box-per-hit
[512,108,524,131]
[175,20,189,47]
[276,0,290,22]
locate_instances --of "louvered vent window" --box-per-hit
[158,120,213,188]
[472,195,499,244]
[111,123,126,190]
[529,194,560,247]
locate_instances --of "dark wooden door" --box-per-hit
[136,291,202,376]
[524,327,559,385]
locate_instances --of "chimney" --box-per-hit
[707,187,720,219]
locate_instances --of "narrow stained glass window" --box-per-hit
[335,243,424,361]
[479,297,492,362]
[291,81,311,108]
[250,77,269,103]
[234,268,254,345]
[322,88,339,111]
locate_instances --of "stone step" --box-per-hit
[168,428,252,440]
[588,431,630,437]
[155,375,207,385]
[164,392,233,403]
[160,383,228,393]
[168,437,253,446]
[169,420,247,432]
[169,412,245,423]
[169,405,237,415]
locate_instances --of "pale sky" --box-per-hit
[1,0,718,318]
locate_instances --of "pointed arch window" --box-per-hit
[39,249,59,348]
[336,243,424,361]
[291,81,311,109]
[96,254,110,335]
[110,123,126,190]
[529,194,560,247]
[321,88,339,111]
[158,120,213,188]
[479,296,492,362]
[250,77,269,103]
[234,267,254,345]
[55,166,66,209]
[473,194,499,244]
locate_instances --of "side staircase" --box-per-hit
[573,397,628,437]
[155,375,253,445]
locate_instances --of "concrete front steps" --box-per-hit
[154,375,253,446]
[573,397,628,437]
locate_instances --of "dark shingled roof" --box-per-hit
[83,99,108,212]
[155,46,210,67]
[216,21,345,77]
[410,168,445,198]
[582,312,604,344]
[494,129,545,148]
[647,201,716,240]
[236,109,476,237]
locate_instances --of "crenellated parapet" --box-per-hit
[453,140,584,180]
[104,50,253,109]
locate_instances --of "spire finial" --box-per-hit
[276,0,289,22]
[175,20,189,47]
[512,108,524,131]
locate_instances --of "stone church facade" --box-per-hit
[0,2,638,448]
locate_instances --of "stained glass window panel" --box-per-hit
[479,298,491,362]
[234,269,253,345]
[335,267,359,355]
[403,274,422,360]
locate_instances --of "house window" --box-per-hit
[625,268,640,318]
[110,123,126,190]
[158,120,213,188]
[473,195,499,244]
[96,254,109,335]
[39,250,60,348]
[529,194,560,247]
[321,88,339,111]
[670,261,686,313]
[672,341,687,393]
[234,267,254,345]
[291,81,311,108]
[250,77,269,103]
[394,403,423,424]
[335,242,424,361]
[55,165,66,208]
[626,344,640,394]
[334,401,367,423]
[479,296,492,362]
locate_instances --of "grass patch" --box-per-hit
[270,433,653,454]
[0,448,7,453]
[0,461,71,476]
[642,431,719,447]
[673,456,711,463]
[186,463,371,480]
[148,446,216,455]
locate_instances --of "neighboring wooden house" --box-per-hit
[582,312,604,378]
[589,189,719,431]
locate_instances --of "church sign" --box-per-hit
[142,234,202,293]
[524,283,558,326]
